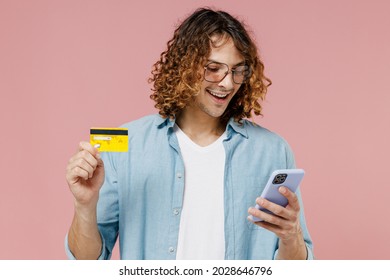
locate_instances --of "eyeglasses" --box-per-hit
[204,62,250,84]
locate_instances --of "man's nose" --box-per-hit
[217,71,234,88]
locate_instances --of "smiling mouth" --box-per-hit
[206,89,231,100]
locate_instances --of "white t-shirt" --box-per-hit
[174,124,226,260]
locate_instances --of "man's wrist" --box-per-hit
[277,231,307,260]
[73,201,99,226]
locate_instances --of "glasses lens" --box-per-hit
[232,65,250,84]
[204,62,250,84]
[204,63,229,83]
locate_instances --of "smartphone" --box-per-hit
[250,169,305,222]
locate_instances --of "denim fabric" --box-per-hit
[65,114,314,260]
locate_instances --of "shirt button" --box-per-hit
[177,172,182,179]
[173,209,180,215]
[169,247,175,253]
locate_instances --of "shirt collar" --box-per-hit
[226,118,248,139]
[155,114,248,139]
[156,115,175,130]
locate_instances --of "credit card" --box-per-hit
[90,128,128,152]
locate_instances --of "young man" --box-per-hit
[65,8,313,260]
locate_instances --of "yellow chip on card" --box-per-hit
[90,128,128,152]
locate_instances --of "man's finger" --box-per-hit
[78,141,101,160]
[255,197,290,220]
[248,206,284,226]
[279,186,300,212]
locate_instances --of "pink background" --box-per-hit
[1,0,389,259]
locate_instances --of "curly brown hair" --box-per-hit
[149,8,271,123]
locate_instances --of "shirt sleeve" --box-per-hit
[297,187,315,260]
[272,141,315,260]
[64,232,108,260]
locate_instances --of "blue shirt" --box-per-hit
[65,114,314,260]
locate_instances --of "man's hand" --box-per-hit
[66,141,105,208]
[66,141,105,259]
[248,186,307,259]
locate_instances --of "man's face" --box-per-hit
[192,37,245,119]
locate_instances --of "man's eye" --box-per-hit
[233,70,247,76]
[233,66,249,76]
[207,67,221,72]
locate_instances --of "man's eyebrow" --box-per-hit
[207,59,246,66]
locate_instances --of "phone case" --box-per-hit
[251,169,305,222]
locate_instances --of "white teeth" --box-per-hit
[207,90,229,98]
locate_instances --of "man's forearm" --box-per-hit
[68,205,102,260]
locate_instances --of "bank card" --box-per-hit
[90,128,128,152]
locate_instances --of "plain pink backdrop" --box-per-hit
[1,0,389,259]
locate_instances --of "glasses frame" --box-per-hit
[203,62,250,85]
